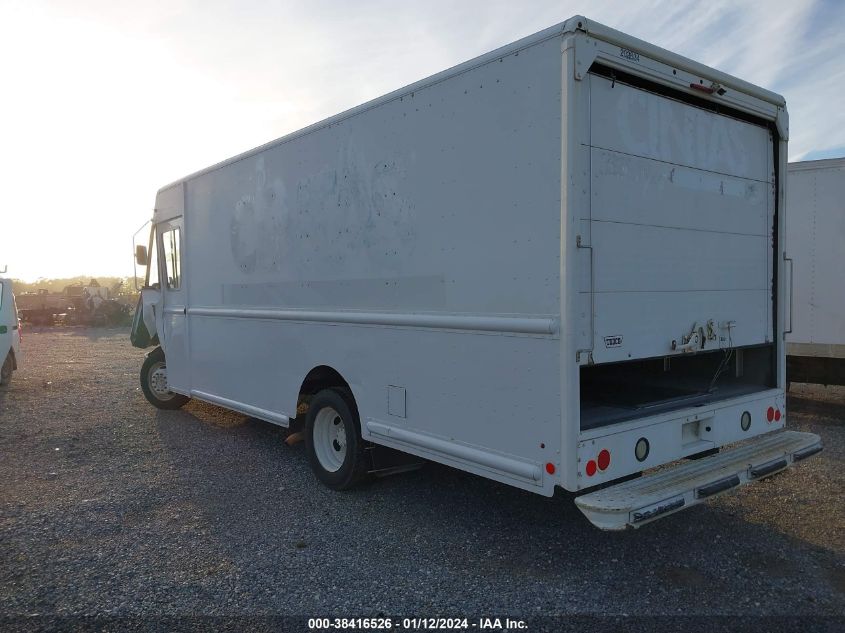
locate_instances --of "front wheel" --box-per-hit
[140,347,189,410]
[305,388,369,490]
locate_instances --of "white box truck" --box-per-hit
[131,16,821,529]
[0,272,22,385]
[786,158,845,386]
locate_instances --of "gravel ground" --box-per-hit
[0,328,843,622]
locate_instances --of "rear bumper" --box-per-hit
[574,430,822,530]
[574,389,786,489]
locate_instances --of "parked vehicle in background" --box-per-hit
[16,289,71,325]
[17,280,129,327]
[786,158,845,387]
[0,276,21,385]
[131,16,821,529]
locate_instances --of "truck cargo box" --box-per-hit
[133,16,819,529]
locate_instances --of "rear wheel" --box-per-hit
[0,353,13,386]
[305,388,369,490]
[140,347,189,410]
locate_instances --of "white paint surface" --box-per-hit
[786,158,845,356]
[142,18,790,522]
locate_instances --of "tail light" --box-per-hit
[585,448,612,477]
[690,82,715,94]
[766,406,783,423]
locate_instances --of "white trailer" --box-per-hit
[786,158,845,386]
[132,16,821,529]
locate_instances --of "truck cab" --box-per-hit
[0,277,21,385]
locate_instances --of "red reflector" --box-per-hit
[545,462,555,475]
[774,409,781,422]
[690,82,715,94]
[585,460,597,477]
[597,449,611,471]
[766,407,775,422]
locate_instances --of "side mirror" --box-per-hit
[135,245,149,266]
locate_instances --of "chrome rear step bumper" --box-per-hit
[575,431,822,530]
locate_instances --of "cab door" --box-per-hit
[157,217,190,394]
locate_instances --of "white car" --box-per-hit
[0,278,21,385]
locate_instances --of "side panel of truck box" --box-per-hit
[786,159,845,356]
[176,35,566,493]
[785,158,845,385]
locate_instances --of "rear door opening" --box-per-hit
[580,64,777,431]
[580,345,774,429]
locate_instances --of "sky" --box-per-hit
[1,0,844,282]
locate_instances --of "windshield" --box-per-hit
[148,231,159,288]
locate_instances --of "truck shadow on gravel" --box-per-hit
[788,395,845,424]
[65,326,131,341]
[149,403,845,614]
[21,325,130,341]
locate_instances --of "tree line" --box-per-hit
[11,276,143,296]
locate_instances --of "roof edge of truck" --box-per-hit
[580,18,785,108]
[788,156,845,171]
[156,14,787,195]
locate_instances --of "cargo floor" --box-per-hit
[580,382,766,430]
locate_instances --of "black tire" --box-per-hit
[0,353,13,386]
[304,388,369,490]
[140,347,190,410]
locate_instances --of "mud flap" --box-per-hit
[130,294,158,349]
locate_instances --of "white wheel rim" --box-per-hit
[148,361,175,401]
[313,406,347,473]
